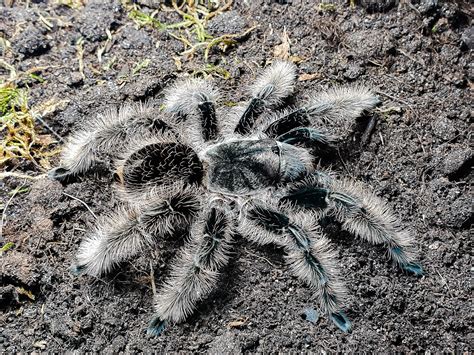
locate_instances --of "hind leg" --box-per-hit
[239,203,350,332]
[73,185,201,277]
[281,172,423,275]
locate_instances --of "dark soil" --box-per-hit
[1,0,472,352]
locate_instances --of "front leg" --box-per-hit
[276,127,335,150]
[232,61,296,135]
[164,78,219,147]
[49,102,170,181]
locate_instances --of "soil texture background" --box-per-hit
[1,0,472,352]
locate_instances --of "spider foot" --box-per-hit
[330,311,352,333]
[48,166,73,181]
[147,316,167,336]
[70,264,86,276]
[391,247,424,276]
[402,262,424,276]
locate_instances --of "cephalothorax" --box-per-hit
[203,138,313,195]
[49,61,422,335]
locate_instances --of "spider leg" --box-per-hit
[258,85,379,146]
[281,172,423,275]
[49,102,170,181]
[73,185,201,277]
[164,78,219,147]
[240,203,350,332]
[148,204,233,335]
[261,107,311,137]
[230,61,296,136]
[303,85,380,126]
[276,126,335,150]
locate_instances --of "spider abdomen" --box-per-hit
[123,142,203,189]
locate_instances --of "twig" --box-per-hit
[62,192,97,219]
[361,115,377,146]
[32,113,64,142]
[396,48,424,66]
[337,148,350,174]
[150,260,157,295]
[1,184,25,239]
[204,26,256,61]
[0,58,17,81]
[375,89,412,107]
[0,172,47,180]
[206,0,233,21]
[76,37,85,79]
[244,248,279,268]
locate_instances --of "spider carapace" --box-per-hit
[203,139,312,195]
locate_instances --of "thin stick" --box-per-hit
[0,172,47,180]
[33,114,64,142]
[244,248,279,268]
[1,184,25,239]
[62,192,97,219]
[396,49,424,66]
[361,115,377,146]
[375,89,412,107]
[379,132,385,146]
[150,260,157,295]
[337,148,350,174]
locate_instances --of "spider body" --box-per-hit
[202,139,312,195]
[49,61,422,336]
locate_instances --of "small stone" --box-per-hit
[302,308,319,324]
[449,196,472,228]
[13,25,50,58]
[461,27,474,50]
[120,27,152,50]
[33,340,47,350]
[442,148,472,179]
[435,195,472,229]
[208,331,241,354]
[78,0,119,42]
[207,10,246,36]
[432,116,458,141]
[66,72,84,87]
[345,29,395,58]
[344,63,365,80]
[1,251,39,287]
[121,77,163,101]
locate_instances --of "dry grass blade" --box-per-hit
[62,192,98,219]
[0,84,61,170]
[124,0,254,61]
[0,184,25,239]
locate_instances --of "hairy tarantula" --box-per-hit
[49,61,423,335]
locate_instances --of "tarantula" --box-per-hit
[49,61,423,335]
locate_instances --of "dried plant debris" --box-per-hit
[124,0,255,60]
[0,80,64,170]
